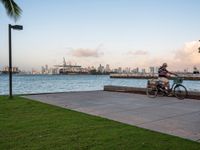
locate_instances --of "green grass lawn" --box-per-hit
[0,96,199,150]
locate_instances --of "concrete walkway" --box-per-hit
[24,91,200,142]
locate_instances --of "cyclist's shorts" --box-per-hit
[158,77,169,84]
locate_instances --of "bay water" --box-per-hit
[0,74,199,95]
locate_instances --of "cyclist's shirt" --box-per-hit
[158,66,169,77]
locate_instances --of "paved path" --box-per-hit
[24,91,200,142]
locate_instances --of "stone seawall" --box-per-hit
[104,85,200,100]
[110,74,200,80]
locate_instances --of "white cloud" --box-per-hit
[165,41,200,70]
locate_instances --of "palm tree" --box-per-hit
[0,0,22,21]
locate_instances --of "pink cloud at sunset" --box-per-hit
[67,44,104,58]
[173,41,200,65]
[161,41,200,71]
[127,50,148,55]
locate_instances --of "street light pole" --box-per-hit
[8,24,23,98]
[8,24,13,98]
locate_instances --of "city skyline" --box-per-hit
[1,60,199,75]
[0,0,200,71]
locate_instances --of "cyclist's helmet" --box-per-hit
[162,63,168,67]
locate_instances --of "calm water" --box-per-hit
[0,74,200,95]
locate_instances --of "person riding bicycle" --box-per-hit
[158,63,177,91]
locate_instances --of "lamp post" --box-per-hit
[8,24,23,98]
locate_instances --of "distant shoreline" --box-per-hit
[0,73,110,76]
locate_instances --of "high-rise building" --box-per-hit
[105,64,110,72]
[117,67,122,73]
[149,67,154,74]
[124,67,131,73]
[98,64,104,73]
[41,66,45,74]
[45,64,49,73]
[132,67,139,73]
[155,67,159,74]
[141,68,146,74]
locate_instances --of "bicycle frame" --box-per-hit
[170,82,177,91]
[170,77,183,91]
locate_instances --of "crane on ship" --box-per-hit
[63,57,66,67]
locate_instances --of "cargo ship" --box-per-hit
[1,66,20,74]
[55,58,89,75]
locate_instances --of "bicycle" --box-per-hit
[146,76,188,100]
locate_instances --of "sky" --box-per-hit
[0,0,200,71]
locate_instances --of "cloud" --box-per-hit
[127,50,148,55]
[174,41,200,63]
[147,41,200,71]
[171,41,200,70]
[68,45,104,58]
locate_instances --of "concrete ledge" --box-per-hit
[110,74,200,80]
[104,85,200,100]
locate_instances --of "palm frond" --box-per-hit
[0,0,22,21]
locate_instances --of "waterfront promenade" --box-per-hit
[24,91,200,142]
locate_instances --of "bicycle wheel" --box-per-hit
[146,86,158,98]
[173,84,188,100]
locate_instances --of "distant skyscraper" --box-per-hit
[155,67,159,74]
[98,64,104,73]
[118,67,122,73]
[132,67,139,73]
[105,64,110,72]
[149,67,154,74]
[124,67,131,73]
[141,68,146,74]
[45,64,48,73]
[41,66,45,74]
